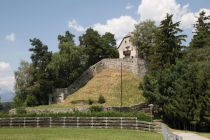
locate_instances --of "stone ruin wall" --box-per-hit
[53,58,146,102]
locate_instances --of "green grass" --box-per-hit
[0,128,163,140]
[35,69,144,109]
[66,69,144,106]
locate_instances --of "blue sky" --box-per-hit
[0,0,210,92]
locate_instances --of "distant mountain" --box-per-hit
[0,85,15,102]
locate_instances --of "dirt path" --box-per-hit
[174,132,210,140]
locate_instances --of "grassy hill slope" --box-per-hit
[33,69,144,109]
[64,69,144,106]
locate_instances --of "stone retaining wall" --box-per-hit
[52,58,146,103]
[67,58,146,95]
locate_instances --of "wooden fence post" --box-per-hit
[36,117,39,128]
[24,117,26,128]
[10,118,13,128]
[135,118,138,130]
[120,117,123,129]
[77,117,79,128]
[49,117,52,128]
[105,117,108,129]
[91,117,93,128]
[63,117,66,128]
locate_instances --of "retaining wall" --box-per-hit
[67,58,146,95]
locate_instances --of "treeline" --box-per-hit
[131,11,210,131]
[14,28,118,107]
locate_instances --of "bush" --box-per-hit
[88,99,93,105]
[90,105,103,112]
[24,95,38,107]
[0,110,151,122]
[16,107,26,115]
[98,95,106,104]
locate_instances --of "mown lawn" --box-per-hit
[0,128,163,140]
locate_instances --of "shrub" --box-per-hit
[16,107,26,115]
[98,95,106,104]
[88,99,93,105]
[90,105,103,112]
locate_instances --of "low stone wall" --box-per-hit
[9,103,150,115]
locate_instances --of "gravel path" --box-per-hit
[174,132,210,140]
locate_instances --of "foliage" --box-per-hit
[0,111,151,121]
[48,33,85,88]
[28,38,53,106]
[98,95,106,104]
[13,61,33,107]
[131,20,157,62]
[149,14,186,70]
[88,99,93,105]
[90,105,103,112]
[141,12,210,131]
[79,28,118,66]
[14,38,53,107]
[13,30,120,108]
[16,107,26,115]
[58,31,75,45]
[190,11,210,48]
[0,97,3,111]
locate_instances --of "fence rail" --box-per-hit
[0,117,160,131]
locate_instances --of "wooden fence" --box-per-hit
[0,117,160,132]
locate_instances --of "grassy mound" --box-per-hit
[64,69,144,106]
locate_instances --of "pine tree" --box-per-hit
[190,11,210,48]
[28,38,53,105]
[150,14,186,70]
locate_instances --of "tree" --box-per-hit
[79,28,118,66]
[101,32,118,58]
[150,14,186,70]
[14,61,34,107]
[142,13,210,131]
[0,96,3,111]
[48,33,85,88]
[190,11,210,48]
[58,31,75,46]
[142,61,210,130]
[131,20,157,62]
[28,38,53,105]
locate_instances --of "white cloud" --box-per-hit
[93,16,137,40]
[125,3,134,10]
[180,12,195,29]
[0,61,14,91]
[68,19,86,32]
[5,32,16,42]
[138,0,194,29]
[0,62,10,71]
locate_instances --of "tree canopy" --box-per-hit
[14,30,118,107]
[141,12,210,131]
